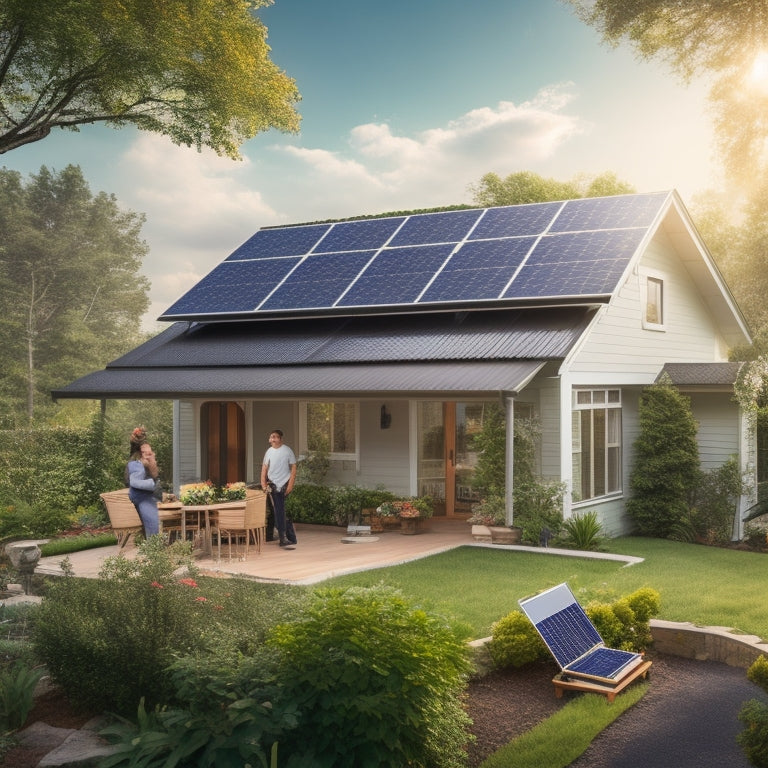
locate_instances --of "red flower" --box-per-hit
[178,578,198,588]
[151,581,164,589]
[195,596,208,602]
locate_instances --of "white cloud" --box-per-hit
[273,84,586,215]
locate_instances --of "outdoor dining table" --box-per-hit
[180,500,248,556]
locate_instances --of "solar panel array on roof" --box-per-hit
[160,191,671,321]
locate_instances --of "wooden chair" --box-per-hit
[100,489,143,549]
[210,490,267,561]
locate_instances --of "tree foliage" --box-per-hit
[0,165,150,423]
[0,0,300,157]
[565,0,768,184]
[626,375,700,538]
[470,169,635,206]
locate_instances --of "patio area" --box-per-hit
[34,518,476,585]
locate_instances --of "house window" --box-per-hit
[572,389,622,502]
[302,401,358,459]
[643,276,664,328]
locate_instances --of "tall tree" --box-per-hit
[470,170,634,207]
[0,165,150,423]
[565,0,768,185]
[0,0,300,157]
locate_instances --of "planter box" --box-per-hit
[400,517,429,535]
[489,526,522,545]
[471,524,492,542]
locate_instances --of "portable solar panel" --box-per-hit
[519,582,644,685]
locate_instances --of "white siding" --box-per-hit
[358,400,411,494]
[687,392,740,470]
[568,228,727,383]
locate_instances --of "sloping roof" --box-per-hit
[160,192,673,322]
[52,307,592,400]
[657,362,743,388]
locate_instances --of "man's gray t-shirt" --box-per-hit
[263,444,296,489]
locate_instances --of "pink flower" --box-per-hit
[178,578,198,588]
[151,581,164,589]
[195,596,208,602]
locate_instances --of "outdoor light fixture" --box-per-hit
[380,404,391,429]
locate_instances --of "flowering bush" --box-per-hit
[179,481,216,505]
[179,481,246,504]
[219,482,247,501]
[376,497,433,518]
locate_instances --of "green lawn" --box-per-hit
[323,537,768,640]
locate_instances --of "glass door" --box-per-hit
[416,401,490,517]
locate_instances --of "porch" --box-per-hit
[35,518,475,585]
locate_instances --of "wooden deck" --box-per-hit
[35,518,474,584]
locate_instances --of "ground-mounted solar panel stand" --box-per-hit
[519,582,652,702]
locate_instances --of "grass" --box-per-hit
[324,538,768,640]
[478,681,649,768]
[38,532,117,557]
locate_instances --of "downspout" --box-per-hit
[504,395,515,526]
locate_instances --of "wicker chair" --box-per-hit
[100,489,143,549]
[210,489,267,561]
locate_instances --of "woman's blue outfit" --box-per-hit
[126,459,159,537]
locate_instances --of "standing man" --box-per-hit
[261,429,298,548]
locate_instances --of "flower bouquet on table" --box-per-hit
[219,482,247,501]
[180,481,217,506]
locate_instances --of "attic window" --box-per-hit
[643,275,664,330]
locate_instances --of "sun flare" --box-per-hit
[748,50,768,91]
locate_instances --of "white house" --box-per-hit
[54,190,754,537]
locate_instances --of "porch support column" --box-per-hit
[505,395,514,526]
[736,406,757,541]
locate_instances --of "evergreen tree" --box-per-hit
[627,376,700,538]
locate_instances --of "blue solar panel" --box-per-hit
[163,259,301,315]
[470,202,562,240]
[159,192,673,319]
[551,192,668,233]
[420,238,534,303]
[339,244,455,306]
[519,582,642,683]
[315,217,405,253]
[261,251,375,310]
[226,223,330,261]
[389,208,483,246]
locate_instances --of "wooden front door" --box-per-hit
[201,402,245,485]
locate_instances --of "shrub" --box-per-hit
[0,662,44,731]
[268,584,474,768]
[513,479,565,545]
[586,587,660,652]
[100,651,298,768]
[285,483,334,524]
[561,509,604,550]
[627,376,700,537]
[688,456,747,545]
[489,610,548,668]
[33,538,308,715]
[739,656,768,767]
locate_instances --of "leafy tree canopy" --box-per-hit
[565,0,768,184]
[0,0,300,157]
[470,170,635,206]
[0,165,150,424]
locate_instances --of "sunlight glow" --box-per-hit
[748,51,768,91]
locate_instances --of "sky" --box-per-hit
[1,0,720,332]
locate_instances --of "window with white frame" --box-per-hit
[643,275,664,328]
[571,389,622,502]
[302,401,358,459]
